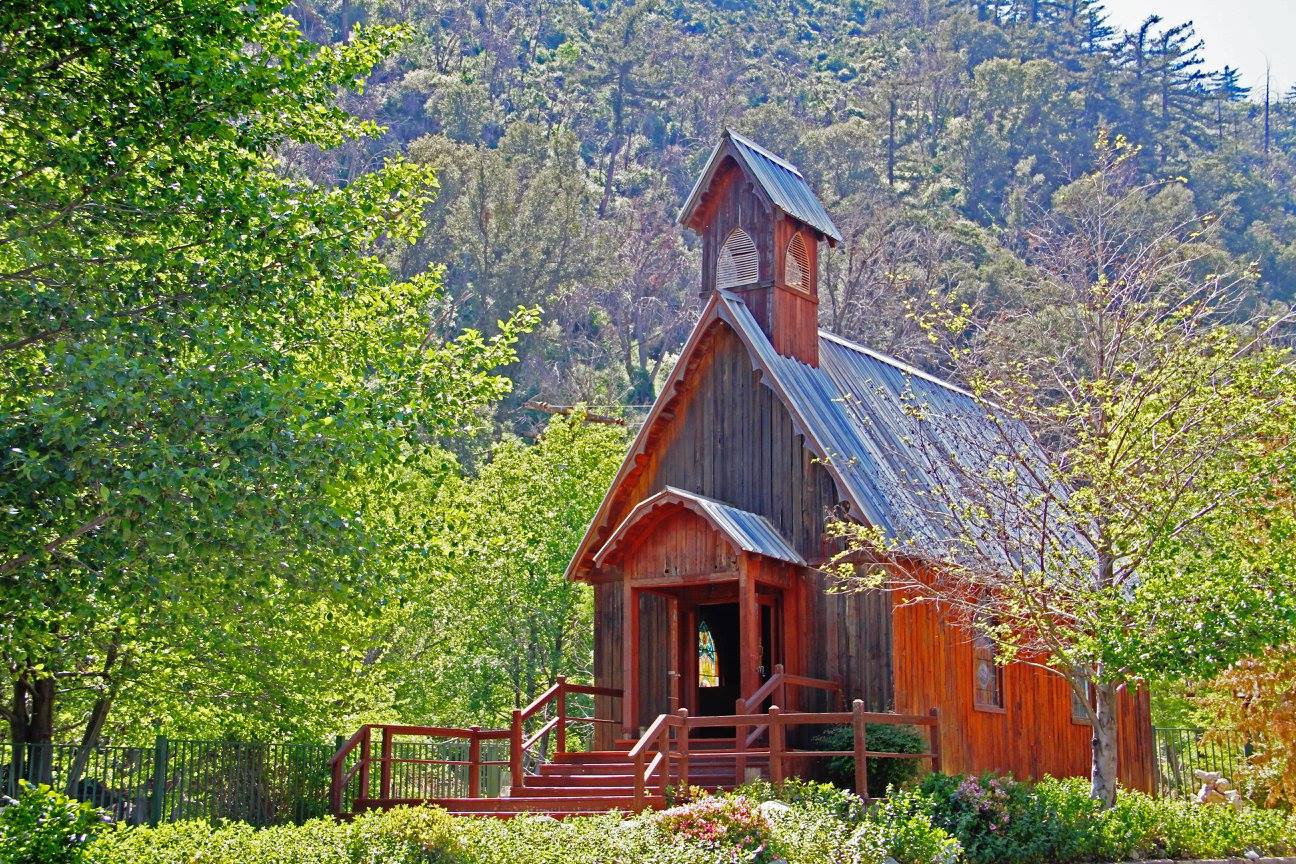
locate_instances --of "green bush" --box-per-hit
[860,788,962,864]
[814,723,928,796]
[734,777,868,822]
[920,771,1296,864]
[0,782,103,864]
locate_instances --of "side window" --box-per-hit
[973,621,1004,710]
[784,233,810,292]
[1070,667,1095,723]
[716,228,759,289]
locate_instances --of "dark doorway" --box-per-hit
[695,603,739,719]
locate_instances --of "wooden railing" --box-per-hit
[331,680,622,817]
[629,700,940,807]
[738,664,843,748]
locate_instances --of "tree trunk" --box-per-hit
[1090,679,1120,807]
[11,674,56,785]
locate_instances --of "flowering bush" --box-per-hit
[859,789,962,864]
[654,795,776,863]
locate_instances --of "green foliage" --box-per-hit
[919,773,1296,864]
[376,413,628,726]
[861,789,963,864]
[813,723,928,797]
[86,781,1296,864]
[0,0,533,745]
[0,782,103,864]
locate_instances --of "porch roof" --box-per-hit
[592,486,806,569]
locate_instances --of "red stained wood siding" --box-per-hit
[890,585,1156,791]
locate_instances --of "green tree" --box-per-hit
[0,0,531,759]
[376,413,627,726]
[831,143,1296,806]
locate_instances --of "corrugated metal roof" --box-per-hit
[726,130,843,244]
[593,486,806,568]
[679,130,843,244]
[714,291,1071,566]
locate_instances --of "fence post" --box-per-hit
[734,697,747,787]
[510,709,523,793]
[928,707,941,774]
[676,709,690,790]
[149,732,168,826]
[769,706,784,784]
[556,677,567,756]
[852,700,867,796]
[468,727,481,798]
[358,730,371,806]
[379,727,393,804]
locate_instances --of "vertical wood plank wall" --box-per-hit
[890,588,1156,792]
[591,325,894,735]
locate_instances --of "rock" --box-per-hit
[758,800,792,821]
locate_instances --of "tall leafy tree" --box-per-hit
[0,0,531,758]
[831,144,1296,806]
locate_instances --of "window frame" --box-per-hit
[972,621,1006,713]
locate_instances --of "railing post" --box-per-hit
[380,727,393,804]
[668,670,680,713]
[773,663,785,708]
[734,697,747,786]
[556,677,567,756]
[510,709,523,793]
[149,732,168,826]
[852,699,867,796]
[769,706,784,784]
[676,709,690,790]
[468,727,482,798]
[928,707,942,774]
[358,729,371,806]
[633,750,646,810]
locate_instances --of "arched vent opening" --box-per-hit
[716,228,759,289]
[784,233,811,293]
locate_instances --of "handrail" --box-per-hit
[741,666,843,747]
[332,681,625,816]
[630,711,682,809]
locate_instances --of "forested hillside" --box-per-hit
[291,0,1296,421]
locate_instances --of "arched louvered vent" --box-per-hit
[716,228,759,289]
[784,233,810,293]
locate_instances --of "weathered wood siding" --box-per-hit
[591,324,894,718]
[891,589,1156,791]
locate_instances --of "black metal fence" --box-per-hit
[1153,727,1254,799]
[1,737,333,826]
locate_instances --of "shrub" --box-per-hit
[0,782,103,864]
[859,788,961,864]
[653,795,777,863]
[921,771,1296,864]
[733,777,868,822]
[814,723,928,796]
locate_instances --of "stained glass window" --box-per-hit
[698,621,719,688]
[973,625,1004,710]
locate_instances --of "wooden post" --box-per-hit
[468,727,482,798]
[633,750,646,810]
[623,581,639,737]
[738,559,760,702]
[929,707,942,774]
[852,700,867,796]
[676,708,690,789]
[667,594,680,713]
[769,706,784,783]
[379,727,393,804]
[555,677,568,756]
[667,670,680,713]
[358,730,371,806]
[510,709,523,792]
[773,662,786,707]
[330,747,343,817]
[734,697,747,786]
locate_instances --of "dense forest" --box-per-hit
[289,0,1296,423]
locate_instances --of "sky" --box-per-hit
[1101,0,1295,98]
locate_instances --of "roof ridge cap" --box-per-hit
[726,128,804,177]
[818,329,978,401]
